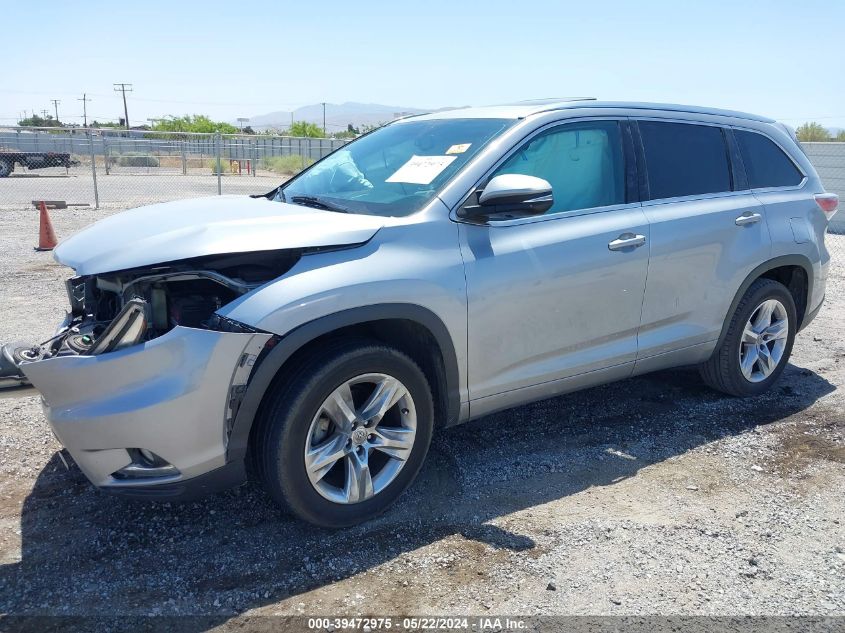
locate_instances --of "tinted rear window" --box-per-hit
[735,130,803,189]
[639,121,731,200]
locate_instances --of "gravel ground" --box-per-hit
[0,205,843,624]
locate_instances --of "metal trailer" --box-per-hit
[0,150,78,176]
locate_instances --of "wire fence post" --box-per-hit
[88,131,100,209]
[215,132,222,195]
[103,135,110,175]
[252,142,257,177]
[181,141,187,176]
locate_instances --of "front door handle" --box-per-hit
[608,233,647,251]
[735,212,762,226]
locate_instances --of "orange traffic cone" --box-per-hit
[35,201,58,251]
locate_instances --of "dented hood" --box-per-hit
[54,195,385,275]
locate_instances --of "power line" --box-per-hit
[77,93,92,127]
[50,99,61,122]
[113,83,133,129]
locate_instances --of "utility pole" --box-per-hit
[113,83,133,129]
[77,93,92,127]
[321,102,326,136]
[50,99,61,124]
[41,109,50,119]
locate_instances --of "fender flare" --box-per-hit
[714,254,815,351]
[226,303,461,463]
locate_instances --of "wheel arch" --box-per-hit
[226,303,461,463]
[714,254,814,351]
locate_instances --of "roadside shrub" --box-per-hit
[262,155,314,175]
[206,158,230,174]
[116,152,160,167]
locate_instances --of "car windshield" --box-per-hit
[276,118,514,216]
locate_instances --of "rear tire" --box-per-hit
[699,278,796,397]
[254,339,434,528]
[0,159,13,177]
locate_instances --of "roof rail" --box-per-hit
[503,97,597,105]
[529,101,775,123]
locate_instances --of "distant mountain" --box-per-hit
[244,102,432,132]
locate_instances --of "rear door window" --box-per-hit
[734,130,803,189]
[638,121,731,200]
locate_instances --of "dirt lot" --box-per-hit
[0,205,843,624]
[0,168,281,210]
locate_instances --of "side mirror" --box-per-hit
[459,174,553,219]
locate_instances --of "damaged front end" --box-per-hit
[2,249,296,377]
[0,250,301,495]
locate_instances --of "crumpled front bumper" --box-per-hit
[19,326,271,494]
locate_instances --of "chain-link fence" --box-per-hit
[0,126,348,209]
[1,125,843,230]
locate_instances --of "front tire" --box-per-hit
[700,278,796,397]
[255,340,434,528]
[0,159,13,177]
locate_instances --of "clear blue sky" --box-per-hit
[3,0,844,128]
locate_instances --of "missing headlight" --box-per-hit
[51,249,298,359]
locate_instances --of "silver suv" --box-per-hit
[1,100,837,527]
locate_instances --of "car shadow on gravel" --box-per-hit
[0,363,835,626]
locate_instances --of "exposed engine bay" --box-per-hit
[0,249,301,391]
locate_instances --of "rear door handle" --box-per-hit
[735,212,762,226]
[608,233,646,251]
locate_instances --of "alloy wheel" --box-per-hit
[738,299,789,383]
[304,373,417,504]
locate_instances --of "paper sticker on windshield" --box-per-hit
[445,143,471,155]
[386,155,457,185]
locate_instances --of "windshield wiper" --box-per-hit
[289,195,350,213]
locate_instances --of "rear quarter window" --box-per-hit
[638,121,731,200]
[734,129,804,189]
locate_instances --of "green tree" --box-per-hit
[151,115,239,134]
[90,120,124,129]
[18,114,61,127]
[288,121,324,138]
[836,130,845,142]
[795,122,831,142]
[360,122,388,134]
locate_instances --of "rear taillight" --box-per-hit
[815,193,839,220]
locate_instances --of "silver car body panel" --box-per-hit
[728,122,829,316]
[218,198,472,403]
[458,204,650,401]
[11,100,830,498]
[53,195,387,275]
[21,326,271,486]
[636,189,771,358]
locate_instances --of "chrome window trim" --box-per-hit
[448,116,635,227]
[639,187,760,208]
[634,115,728,129]
[470,200,642,228]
